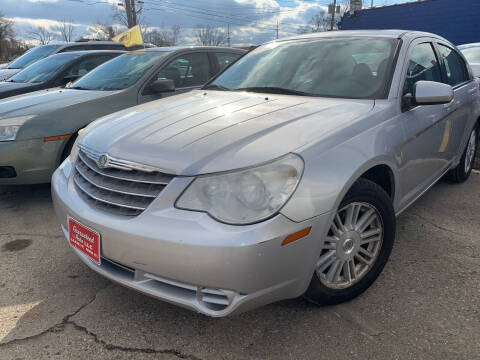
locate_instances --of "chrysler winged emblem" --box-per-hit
[97,154,109,168]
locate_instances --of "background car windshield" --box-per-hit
[9,53,79,83]
[211,38,398,99]
[7,44,63,69]
[459,45,480,64]
[70,51,169,91]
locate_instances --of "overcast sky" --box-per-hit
[2,0,410,46]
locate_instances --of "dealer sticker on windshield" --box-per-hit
[68,217,101,265]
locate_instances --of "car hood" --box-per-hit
[0,68,21,81]
[0,88,115,120]
[0,81,36,92]
[82,90,374,175]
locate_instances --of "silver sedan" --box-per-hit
[52,30,479,317]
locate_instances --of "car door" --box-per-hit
[138,52,212,104]
[397,40,455,206]
[435,42,477,160]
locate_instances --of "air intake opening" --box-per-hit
[0,166,16,178]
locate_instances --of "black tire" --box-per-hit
[445,125,478,183]
[60,134,77,163]
[304,178,396,306]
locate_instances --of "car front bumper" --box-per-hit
[0,138,65,184]
[52,158,332,317]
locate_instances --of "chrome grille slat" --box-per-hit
[74,174,148,210]
[75,162,160,198]
[74,148,173,216]
[78,152,171,185]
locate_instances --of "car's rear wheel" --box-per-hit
[304,178,395,305]
[445,125,478,183]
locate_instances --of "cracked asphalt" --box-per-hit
[1,173,479,360]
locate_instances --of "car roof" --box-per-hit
[458,43,480,48]
[51,50,126,57]
[59,41,125,47]
[271,29,450,44]
[132,46,245,53]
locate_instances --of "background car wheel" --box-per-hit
[60,134,77,163]
[445,125,478,183]
[304,178,395,306]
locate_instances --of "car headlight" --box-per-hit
[0,125,20,142]
[176,154,304,225]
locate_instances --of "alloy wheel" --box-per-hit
[465,128,477,174]
[316,202,384,290]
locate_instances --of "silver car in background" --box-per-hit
[458,43,480,77]
[52,30,479,317]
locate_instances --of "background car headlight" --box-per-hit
[0,125,20,142]
[176,154,304,225]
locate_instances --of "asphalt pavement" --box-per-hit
[0,173,479,360]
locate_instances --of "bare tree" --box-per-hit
[54,20,78,42]
[112,2,145,28]
[195,25,227,46]
[27,26,54,45]
[90,22,123,40]
[144,25,181,47]
[0,13,29,62]
[0,12,14,41]
[297,10,330,34]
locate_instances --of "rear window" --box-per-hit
[8,44,63,69]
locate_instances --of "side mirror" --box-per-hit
[150,79,175,93]
[413,80,453,105]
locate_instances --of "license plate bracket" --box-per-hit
[68,217,101,265]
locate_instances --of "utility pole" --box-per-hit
[276,20,279,39]
[131,0,137,27]
[122,0,143,28]
[227,24,230,47]
[330,0,337,31]
[371,0,374,8]
[124,0,134,28]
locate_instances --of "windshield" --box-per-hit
[8,44,63,69]
[9,53,79,84]
[209,37,398,99]
[459,45,480,64]
[69,51,169,91]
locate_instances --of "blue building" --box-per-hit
[340,0,480,45]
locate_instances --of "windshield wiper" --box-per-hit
[234,86,312,96]
[69,86,90,90]
[203,84,230,91]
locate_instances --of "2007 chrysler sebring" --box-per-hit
[52,30,479,317]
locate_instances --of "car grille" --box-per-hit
[73,147,173,216]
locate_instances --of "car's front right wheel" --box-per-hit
[304,178,395,306]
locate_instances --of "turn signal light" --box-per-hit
[44,134,72,142]
[281,227,312,246]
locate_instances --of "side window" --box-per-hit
[437,44,470,87]
[66,56,112,77]
[404,42,442,96]
[157,53,211,88]
[214,53,241,72]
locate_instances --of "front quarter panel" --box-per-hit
[281,101,402,222]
